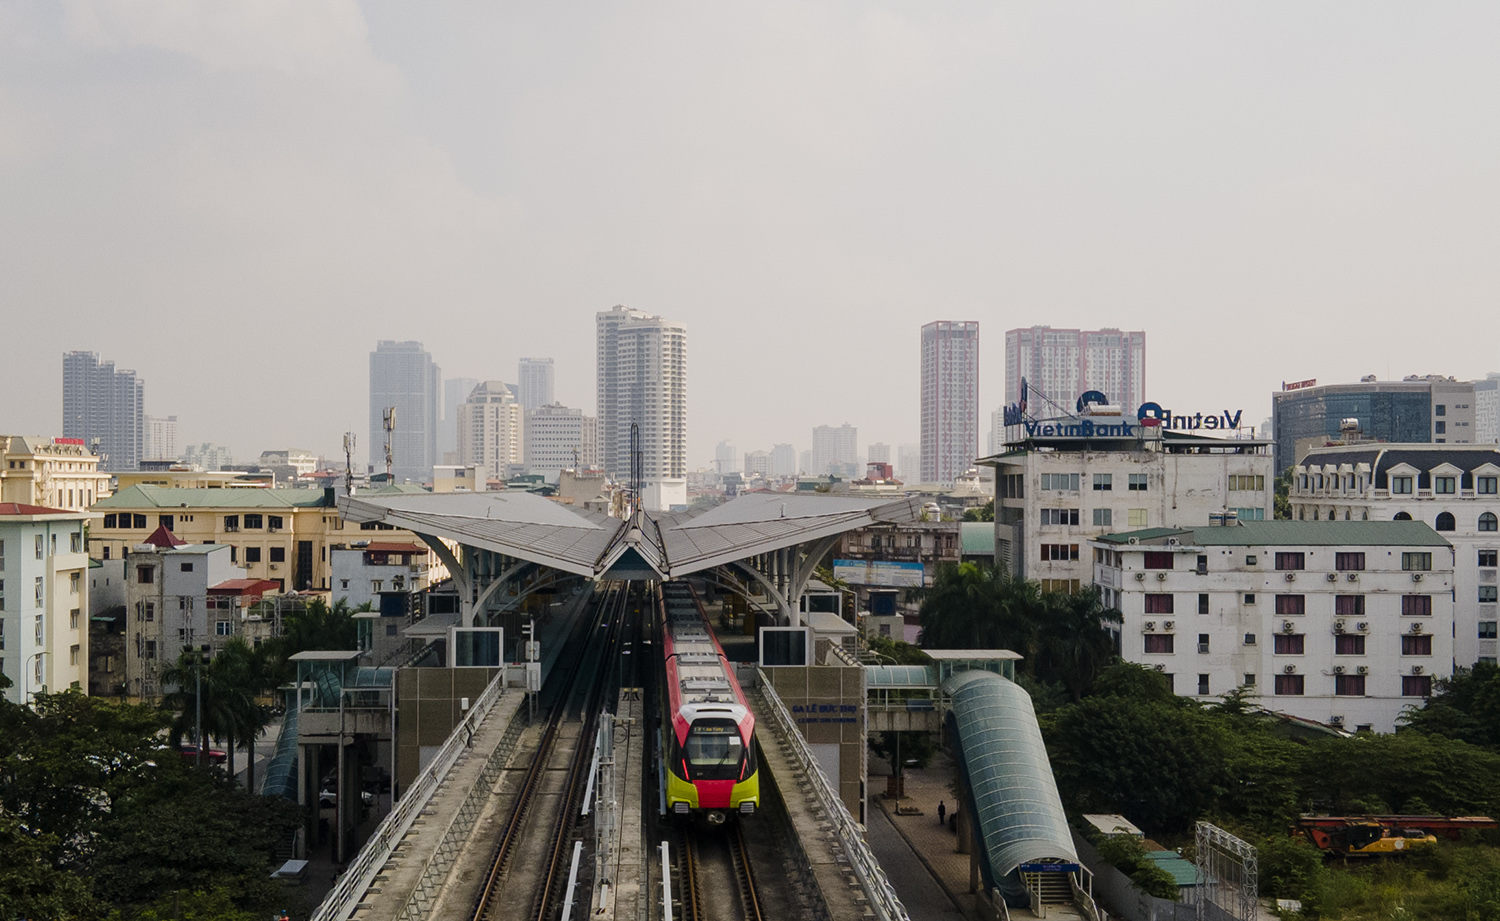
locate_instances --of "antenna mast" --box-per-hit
[382,407,396,481]
[343,432,357,496]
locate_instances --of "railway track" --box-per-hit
[674,822,764,921]
[470,582,633,921]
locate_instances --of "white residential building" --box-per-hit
[458,381,524,482]
[744,450,772,478]
[811,424,858,478]
[1004,327,1146,418]
[771,444,796,478]
[144,415,179,462]
[596,305,687,510]
[896,444,920,482]
[714,441,738,477]
[868,443,891,464]
[1093,520,1455,732]
[331,541,438,614]
[921,320,980,486]
[525,402,588,480]
[1291,444,1500,668]
[981,428,1274,592]
[1475,375,1499,446]
[0,503,91,703]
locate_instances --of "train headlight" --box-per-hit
[739,802,756,815]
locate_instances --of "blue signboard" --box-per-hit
[1018,863,1080,873]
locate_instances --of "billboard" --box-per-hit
[832,559,926,588]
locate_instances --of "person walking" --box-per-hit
[937,800,947,825]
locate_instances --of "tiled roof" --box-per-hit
[142,525,187,548]
[209,578,280,594]
[0,502,74,516]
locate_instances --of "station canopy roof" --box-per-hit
[338,491,922,580]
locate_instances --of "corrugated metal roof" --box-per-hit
[961,522,995,556]
[95,485,333,509]
[1147,851,1200,887]
[1096,521,1450,548]
[866,665,936,688]
[943,670,1077,881]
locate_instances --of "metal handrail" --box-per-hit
[757,675,911,921]
[310,670,507,921]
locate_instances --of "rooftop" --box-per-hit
[0,502,77,517]
[1095,520,1451,548]
[95,485,335,509]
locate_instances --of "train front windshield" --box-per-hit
[683,719,748,780]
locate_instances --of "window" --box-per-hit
[1274,674,1304,696]
[1198,593,1209,614]
[1234,507,1266,521]
[1478,621,1497,639]
[1403,675,1433,697]
[1335,552,1365,571]
[133,514,147,529]
[1335,674,1366,696]
[245,547,262,563]
[35,614,43,644]
[1480,476,1498,495]
[1274,633,1305,654]
[143,602,155,622]
[1436,512,1456,532]
[35,534,43,559]
[1482,550,1499,567]
[1275,552,1306,571]
[1245,673,1257,686]
[1335,595,1365,617]
[1040,509,1079,526]
[1129,474,1149,491]
[371,580,384,593]
[1244,593,1256,604]
[1040,578,1082,594]
[1275,595,1306,616]
[1128,509,1148,527]
[1335,634,1366,655]
[70,644,79,666]
[1481,586,1498,603]
[70,532,81,553]
[1436,404,1447,416]
[1145,594,1174,614]
[180,562,194,573]
[1229,475,1265,491]
[104,514,117,528]
[1040,473,1080,491]
[1143,634,1174,654]
[224,515,239,530]
[34,577,43,606]
[1093,474,1113,491]
[144,640,156,661]
[70,609,79,629]
[1093,509,1112,526]
[269,547,286,563]
[244,514,264,529]
[69,572,79,595]
[1435,475,1457,494]
[1402,634,1433,656]
[1197,674,1210,695]
[1143,552,1174,570]
[1246,555,1258,566]
[1481,513,1498,533]
[1402,552,1432,571]
[216,621,233,636]
[1402,595,1433,616]
[1244,633,1257,645]
[157,515,173,532]
[137,566,154,584]
[1196,554,1208,572]
[1197,633,1210,652]
[1392,476,1413,494]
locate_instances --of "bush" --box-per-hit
[1095,834,1181,901]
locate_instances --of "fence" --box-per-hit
[309,669,508,921]
[756,676,911,921]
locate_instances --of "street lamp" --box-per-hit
[23,650,48,703]
[182,643,211,766]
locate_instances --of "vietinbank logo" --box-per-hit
[1137,402,1243,431]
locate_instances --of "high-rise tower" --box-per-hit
[596,305,687,510]
[517,358,555,412]
[920,321,979,485]
[368,341,441,483]
[62,351,144,472]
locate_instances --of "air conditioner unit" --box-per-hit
[1409,622,1424,634]
[1283,620,1296,633]
[1357,666,1369,675]
[1326,573,1338,582]
[1152,664,1166,672]
[1127,537,1139,545]
[1283,665,1297,674]
[1347,573,1359,582]
[1144,621,1157,632]
[1334,620,1346,633]
[1329,715,1344,726]
[1285,572,1297,582]
[1334,665,1346,675]
[1156,572,1168,581]
[1163,621,1175,631]
[1356,622,1369,632]
[1411,665,1424,675]
[1134,572,1146,581]
[1412,573,1424,582]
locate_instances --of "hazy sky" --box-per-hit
[4,3,1498,468]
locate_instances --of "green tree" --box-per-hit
[1090,660,1182,706]
[1095,833,1181,900]
[917,562,1040,655]
[0,814,97,920]
[1033,588,1121,700]
[1274,469,1293,520]
[1399,662,1500,750]
[962,500,995,522]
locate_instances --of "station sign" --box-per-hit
[833,559,926,588]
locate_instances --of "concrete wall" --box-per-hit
[395,666,503,791]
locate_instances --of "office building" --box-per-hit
[1003,327,1145,419]
[1094,521,1454,732]
[981,415,1274,591]
[182,443,234,471]
[811,424,858,478]
[896,444,920,482]
[1271,376,1478,475]
[744,450,772,478]
[920,321,980,486]
[1291,444,1500,668]
[369,341,441,483]
[62,351,144,471]
[458,382,524,482]
[525,402,588,480]
[771,444,797,478]
[441,376,481,462]
[0,503,91,704]
[0,436,112,513]
[143,415,178,462]
[581,415,601,470]
[517,359,555,412]
[714,441,738,476]
[868,443,891,464]
[596,306,688,510]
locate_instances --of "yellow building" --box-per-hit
[90,485,441,592]
[114,469,275,490]
[1,436,113,513]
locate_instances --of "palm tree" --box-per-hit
[211,638,273,791]
[917,562,1041,655]
[1034,588,1122,700]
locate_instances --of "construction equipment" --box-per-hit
[1293,815,1497,856]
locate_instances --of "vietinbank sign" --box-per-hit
[1135,403,1243,431]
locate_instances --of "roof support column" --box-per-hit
[418,535,472,623]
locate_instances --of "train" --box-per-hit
[659,581,760,824]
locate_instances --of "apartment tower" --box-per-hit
[1003,326,1146,417]
[62,351,144,472]
[596,305,687,510]
[517,358,556,412]
[920,321,980,485]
